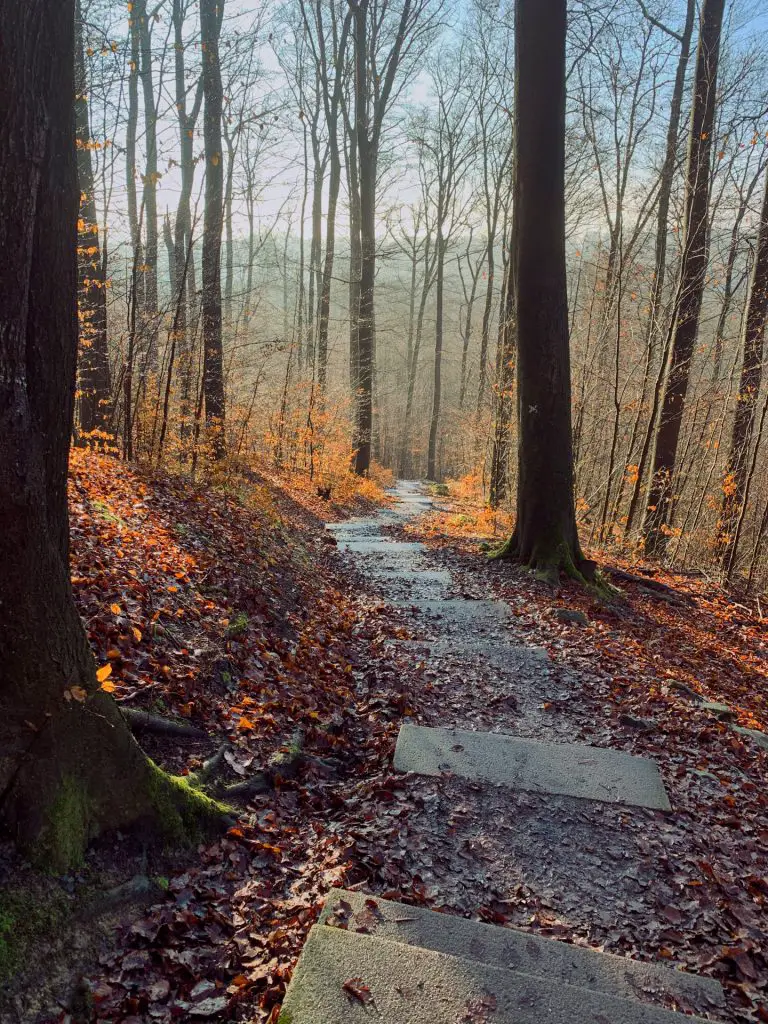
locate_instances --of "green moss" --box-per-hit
[226,611,249,638]
[92,498,124,526]
[0,887,70,983]
[36,775,91,872]
[147,762,229,847]
[277,1009,293,1024]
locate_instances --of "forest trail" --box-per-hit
[278,482,729,1022]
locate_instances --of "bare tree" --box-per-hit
[643,0,726,556]
[495,0,589,581]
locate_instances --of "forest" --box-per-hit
[1,0,768,1022]
[68,0,768,588]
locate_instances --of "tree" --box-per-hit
[420,54,475,481]
[717,160,768,574]
[0,0,220,870]
[349,0,442,475]
[494,0,590,582]
[200,0,226,456]
[642,0,726,556]
[75,0,113,439]
[300,0,353,396]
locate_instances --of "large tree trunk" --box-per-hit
[200,0,226,457]
[642,0,725,556]
[0,0,220,872]
[494,0,587,581]
[75,1,113,439]
[718,162,768,573]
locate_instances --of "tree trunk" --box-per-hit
[318,144,340,397]
[718,161,768,572]
[172,0,204,444]
[223,130,236,327]
[346,122,361,401]
[426,233,446,480]
[200,0,226,457]
[489,233,516,508]
[0,0,221,871]
[643,0,725,556]
[623,0,695,529]
[126,4,143,313]
[494,0,588,581]
[137,0,159,345]
[352,0,374,475]
[399,232,436,476]
[75,1,113,439]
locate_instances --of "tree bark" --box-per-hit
[75,1,113,439]
[0,0,221,871]
[172,0,204,444]
[494,0,588,581]
[136,0,159,341]
[426,232,446,480]
[718,161,768,573]
[351,0,375,475]
[489,230,516,508]
[642,0,726,556]
[200,0,226,457]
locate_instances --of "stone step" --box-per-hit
[279,925,720,1024]
[370,569,453,586]
[387,637,549,672]
[319,890,723,1012]
[393,599,511,626]
[429,637,550,668]
[336,540,426,554]
[394,724,671,810]
[326,519,392,535]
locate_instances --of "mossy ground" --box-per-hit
[0,884,71,984]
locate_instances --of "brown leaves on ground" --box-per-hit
[52,452,410,1022]
[402,500,768,1021]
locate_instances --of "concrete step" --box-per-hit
[336,540,426,554]
[279,924,721,1024]
[394,724,671,810]
[393,598,510,621]
[319,890,723,1012]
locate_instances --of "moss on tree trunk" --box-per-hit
[0,0,227,873]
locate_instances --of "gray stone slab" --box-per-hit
[320,890,724,1011]
[429,638,550,668]
[369,570,453,586]
[336,540,426,554]
[386,638,549,673]
[394,599,511,622]
[326,519,390,535]
[279,925,715,1024]
[394,724,671,810]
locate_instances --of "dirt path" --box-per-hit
[325,481,767,1023]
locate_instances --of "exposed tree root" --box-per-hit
[606,567,695,606]
[490,532,612,596]
[189,728,332,804]
[121,708,208,739]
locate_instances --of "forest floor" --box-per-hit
[1,461,766,1023]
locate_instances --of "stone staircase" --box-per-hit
[278,482,725,1023]
[280,890,724,1023]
